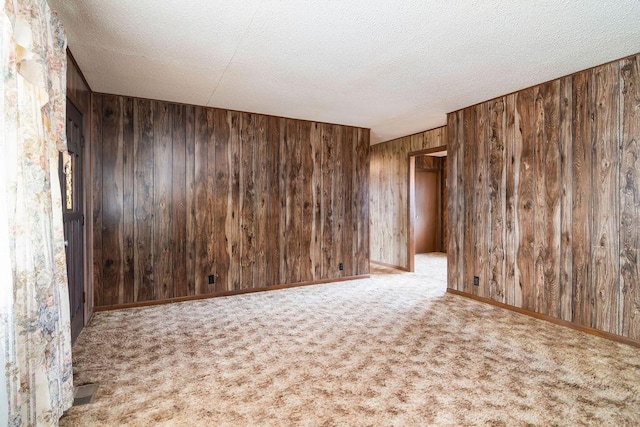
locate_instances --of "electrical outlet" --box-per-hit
[208,275,215,284]
[339,262,344,271]
[473,276,479,287]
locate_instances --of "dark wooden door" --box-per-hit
[415,170,438,253]
[60,99,84,344]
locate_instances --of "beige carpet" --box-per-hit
[61,254,640,426]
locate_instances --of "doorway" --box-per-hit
[60,99,85,343]
[407,146,447,272]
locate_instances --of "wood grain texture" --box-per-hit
[620,56,640,341]
[488,97,506,302]
[446,113,460,290]
[184,106,196,296]
[463,108,477,294]
[591,62,619,334]
[355,129,370,275]
[91,95,369,307]
[100,95,123,306]
[91,94,103,307]
[571,70,593,327]
[133,99,155,302]
[121,97,135,304]
[369,126,446,269]
[447,53,640,344]
[153,102,173,300]
[504,94,519,307]
[515,88,535,311]
[559,76,573,322]
[474,103,489,296]
[171,104,187,297]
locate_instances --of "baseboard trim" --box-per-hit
[446,289,640,348]
[369,260,409,272]
[94,275,370,312]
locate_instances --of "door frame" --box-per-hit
[407,145,447,272]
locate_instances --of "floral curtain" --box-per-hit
[1,0,73,425]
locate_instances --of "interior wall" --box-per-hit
[447,53,640,343]
[66,50,93,322]
[369,127,446,269]
[414,156,444,253]
[91,94,370,308]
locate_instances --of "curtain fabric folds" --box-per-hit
[1,0,73,425]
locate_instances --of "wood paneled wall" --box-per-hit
[369,127,447,269]
[91,94,370,308]
[447,53,640,342]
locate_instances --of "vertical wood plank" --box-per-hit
[322,124,336,278]
[515,88,535,311]
[153,101,173,300]
[300,121,314,282]
[193,106,209,294]
[184,105,196,296]
[505,94,519,306]
[591,62,620,334]
[559,76,574,322]
[91,95,103,306]
[133,98,155,302]
[446,112,459,290]
[121,97,135,304]
[572,70,593,327]
[255,115,268,287]
[278,118,287,282]
[475,103,489,296]
[462,107,477,294]
[342,127,355,276]
[213,108,231,292]
[265,116,282,286]
[620,55,640,341]
[533,85,546,314]
[227,111,242,291]
[101,95,123,306]
[356,128,370,275]
[333,125,345,277]
[171,104,187,297]
[454,112,465,292]
[311,123,323,279]
[240,113,256,288]
[488,97,507,302]
[534,81,561,317]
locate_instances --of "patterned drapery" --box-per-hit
[1,0,73,425]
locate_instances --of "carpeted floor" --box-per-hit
[61,254,640,426]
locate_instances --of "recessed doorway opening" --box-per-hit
[407,146,447,272]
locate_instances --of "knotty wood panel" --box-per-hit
[462,108,477,294]
[133,99,155,302]
[515,88,535,311]
[488,98,506,302]
[369,127,447,269]
[100,95,123,306]
[91,95,369,307]
[571,70,593,327]
[591,62,619,334]
[447,53,640,344]
[620,56,640,341]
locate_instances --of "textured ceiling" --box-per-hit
[49,0,640,144]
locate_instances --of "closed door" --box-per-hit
[60,99,84,344]
[415,170,438,253]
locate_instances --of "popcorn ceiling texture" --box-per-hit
[49,1,640,143]
[60,254,640,426]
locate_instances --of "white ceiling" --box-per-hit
[49,0,640,144]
